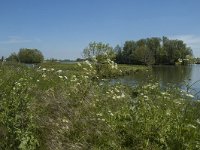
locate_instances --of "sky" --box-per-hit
[0,0,200,59]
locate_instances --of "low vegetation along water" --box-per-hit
[0,61,200,150]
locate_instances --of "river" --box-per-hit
[116,64,200,99]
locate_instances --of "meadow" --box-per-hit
[0,60,200,150]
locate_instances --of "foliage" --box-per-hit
[83,42,115,62]
[6,52,19,62]
[6,49,44,64]
[116,37,193,65]
[18,48,44,64]
[0,59,200,149]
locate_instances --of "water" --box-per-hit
[116,64,200,99]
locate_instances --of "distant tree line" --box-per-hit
[6,48,44,64]
[115,36,193,65]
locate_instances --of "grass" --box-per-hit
[0,61,200,150]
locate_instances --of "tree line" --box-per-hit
[115,36,192,65]
[4,36,193,65]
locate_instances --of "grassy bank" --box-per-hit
[39,62,150,77]
[0,61,200,150]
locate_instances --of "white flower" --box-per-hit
[196,119,200,125]
[85,60,93,68]
[51,68,55,71]
[97,113,102,116]
[77,63,81,66]
[83,68,88,71]
[57,70,62,73]
[84,76,89,79]
[116,96,121,99]
[166,109,171,116]
[59,76,63,79]
[121,93,125,98]
[37,80,40,82]
[42,68,47,71]
[62,119,68,123]
[42,74,46,78]
[186,93,194,98]
[187,124,196,129]
[64,76,68,80]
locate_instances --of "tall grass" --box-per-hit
[0,61,200,150]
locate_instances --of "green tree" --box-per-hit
[83,42,115,63]
[6,52,19,62]
[114,45,123,64]
[146,37,161,64]
[134,39,155,65]
[18,48,44,64]
[122,41,137,64]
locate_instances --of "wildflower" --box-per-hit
[42,74,46,78]
[37,79,40,82]
[16,82,21,87]
[97,113,102,116]
[57,70,62,73]
[197,119,200,125]
[116,96,121,99]
[42,68,47,71]
[115,88,120,93]
[77,62,81,66]
[84,75,89,79]
[121,93,125,98]
[64,76,68,80]
[112,95,117,99]
[59,76,63,79]
[166,109,171,116]
[161,92,166,95]
[187,124,196,129]
[174,101,182,105]
[51,68,55,71]
[186,93,194,98]
[83,68,88,71]
[62,119,68,123]
[85,61,93,68]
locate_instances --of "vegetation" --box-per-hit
[6,49,44,64]
[115,37,193,65]
[0,40,199,149]
[0,59,200,149]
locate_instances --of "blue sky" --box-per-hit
[1,0,200,59]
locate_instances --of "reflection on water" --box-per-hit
[116,64,200,99]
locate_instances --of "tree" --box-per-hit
[6,53,19,62]
[146,37,161,64]
[18,48,44,64]
[114,45,123,64]
[122,41,137,64]
[134,39,155,65]
[83,42,115,63]
[115,36,193,65]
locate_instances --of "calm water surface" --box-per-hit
[117,64,200,99]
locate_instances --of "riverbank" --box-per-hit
[39,62,151,78]
[0,62,200,149]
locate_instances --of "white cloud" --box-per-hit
[0,36,32,44]
[0,36,30,44]
[169,35,200,57]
